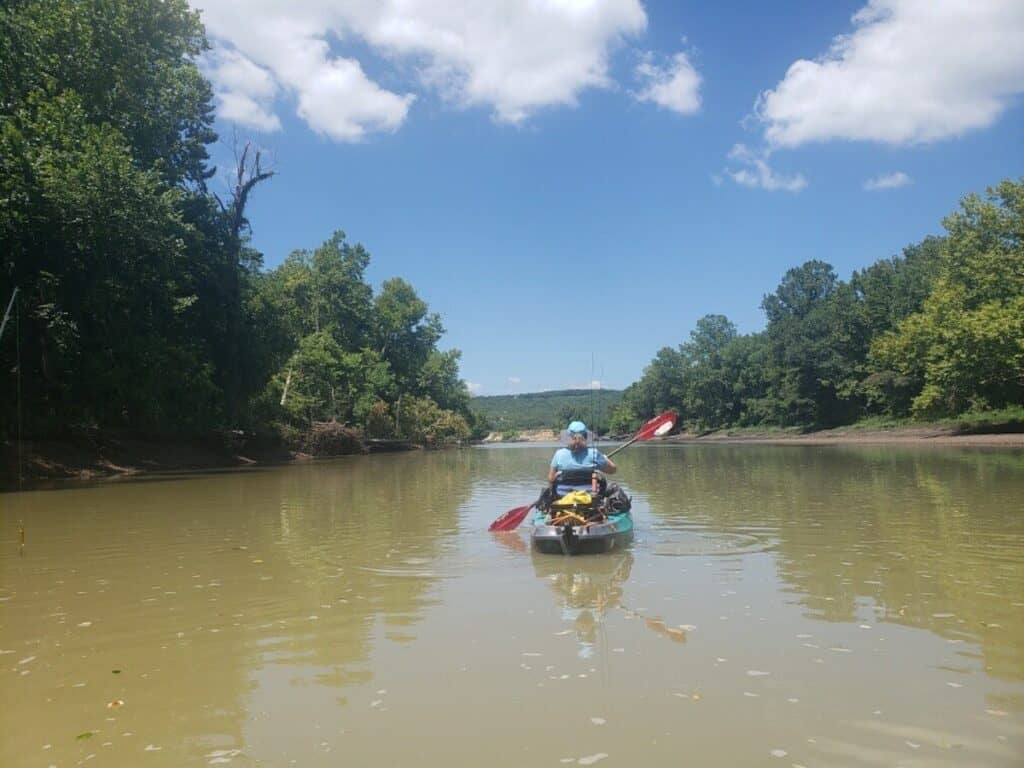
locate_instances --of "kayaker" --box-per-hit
[548,420,617,495]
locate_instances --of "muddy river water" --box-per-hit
[2,444,1022,767]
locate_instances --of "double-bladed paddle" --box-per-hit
[487,410,677,532]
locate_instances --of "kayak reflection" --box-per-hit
[532,550,634,658]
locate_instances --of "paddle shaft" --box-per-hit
[604,433,641,460]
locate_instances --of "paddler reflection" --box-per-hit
[532,549,633,658]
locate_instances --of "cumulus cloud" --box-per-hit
[723,144,807,192]
[634,50,701,114]
[507,376,522,385]
[756,0,1024,147]
[864,171,912,190]
[191,0,647,138]
[202,48,282,132]
[466,381,482,395]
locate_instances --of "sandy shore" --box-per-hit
[658,427,1024,447]
[486,426,1024,447]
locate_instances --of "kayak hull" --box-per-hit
[531,510,633,556]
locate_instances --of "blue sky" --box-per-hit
[193,0,1024,395]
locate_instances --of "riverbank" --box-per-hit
[1,432,301,490]
[659,425,1024,447]
[5,423,1021,491]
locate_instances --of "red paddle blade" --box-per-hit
[488,504,533,532]
[635,410,677,441]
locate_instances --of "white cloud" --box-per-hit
[466,381,482,395]
[192,0,647,138]
[507,376,522,385]
[634,50,701,114]
[756,0,1024,147]
[864,171,912,190]
[203,48,282,132]
[723,144,807,192]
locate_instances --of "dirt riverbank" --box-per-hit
[485,425,1024,447]
[658,426,1024,447]
[5,424,1020,491]
[1,432,301,491]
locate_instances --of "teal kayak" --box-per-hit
[531,507,633,556]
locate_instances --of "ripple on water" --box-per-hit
[649,530,772,557]
[356,562,460,579]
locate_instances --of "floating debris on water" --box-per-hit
[770,748,787,758]
[578,753,609,765]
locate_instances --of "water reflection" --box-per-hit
[0,452,477,768]
[3,444,1022,767]
[531,551,633,658]
[623,445,1024,684]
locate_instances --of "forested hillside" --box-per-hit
[0,0,477,448]
[472,389,623,433]
[610,179,1024,435]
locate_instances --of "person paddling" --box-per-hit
[547,420,617,496]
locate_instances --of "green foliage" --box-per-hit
[250,231,470,444]
[397,395,470,445]
[0,2,474,447]
[872,180,1024,417]
[622,179,1023,431]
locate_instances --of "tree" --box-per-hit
[872,179,1024,416]
[852,237,944,415]
[760,261,844,426]
[374,278,444,392]
[0,0,222,433]
[680,314,738,429]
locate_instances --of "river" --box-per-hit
[2,444,1022,767]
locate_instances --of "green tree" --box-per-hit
[374,278,443,392]
[0,0,224,433]
[680,314,738,429]
[760,261,869,427]
[872,180,1024,416]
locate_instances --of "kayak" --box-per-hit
[531,504,634,556]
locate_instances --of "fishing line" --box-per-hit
[16,293,22,491]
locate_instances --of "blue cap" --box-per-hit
[567,420,587,435]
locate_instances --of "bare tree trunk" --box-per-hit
[280,368,293,406]
[218,139,275,425]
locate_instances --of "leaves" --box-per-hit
[622,178,1024,429]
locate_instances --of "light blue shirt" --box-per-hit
[550,447,609,472]
[550,447,609,494]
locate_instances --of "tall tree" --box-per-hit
[872,179,1024,416]
[0,0,221,432]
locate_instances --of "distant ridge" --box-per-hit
[471,388,623,432]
